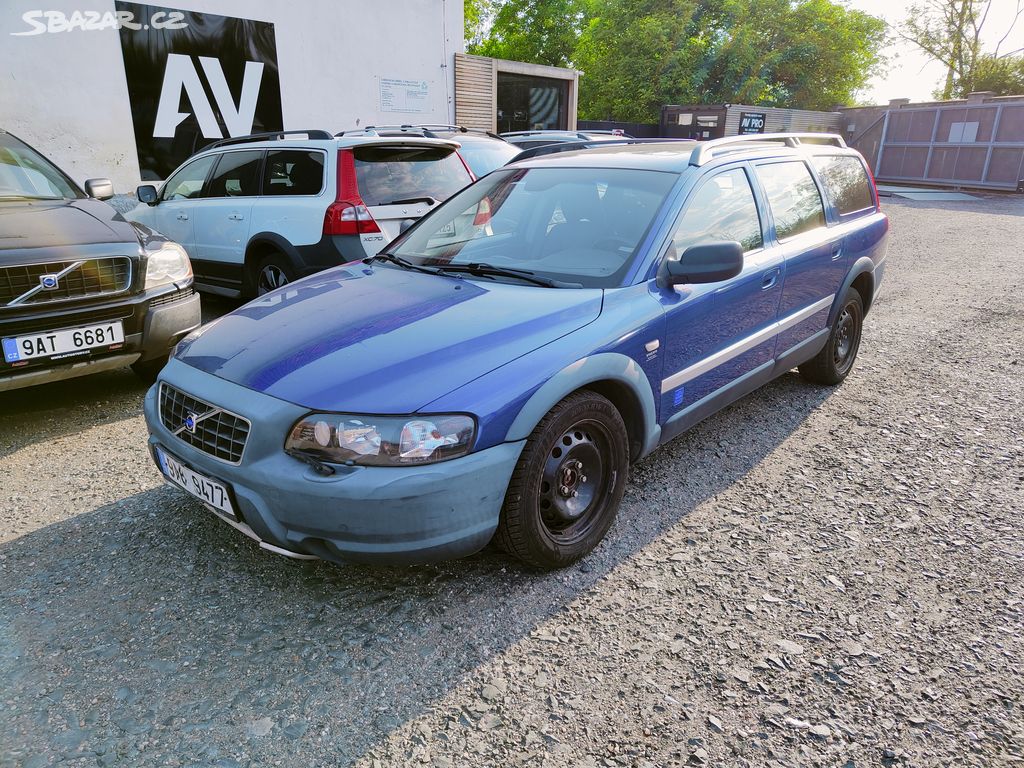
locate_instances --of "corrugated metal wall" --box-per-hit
[723,105,843,135]
[454,53,496,132]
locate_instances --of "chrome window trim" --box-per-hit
[661,295,833,393]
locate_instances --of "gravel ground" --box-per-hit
[1,197,1022,767]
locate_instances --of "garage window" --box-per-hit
[755,161,826,240]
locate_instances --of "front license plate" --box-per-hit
[2,320,125,363]
[155,446,236,518]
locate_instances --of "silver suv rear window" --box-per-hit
[354,146,471,206]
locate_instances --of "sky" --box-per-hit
[849,0,1024,104]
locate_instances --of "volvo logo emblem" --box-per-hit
[39,274,60,290]
[184,412,198,434]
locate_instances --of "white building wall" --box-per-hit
[1,0,463,191]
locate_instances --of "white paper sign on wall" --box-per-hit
[380,78,430,113]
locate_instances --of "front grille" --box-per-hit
[150,287,195,307]
[2,257,132,306]
[159,383,251,464]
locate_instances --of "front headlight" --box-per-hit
[285,413,476,467]
[145,242,192,289]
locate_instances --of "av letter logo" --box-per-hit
[154,55,265,139]
[115,1,283,179]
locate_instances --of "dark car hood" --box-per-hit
[0,198,146,254]
[176,264,603,413]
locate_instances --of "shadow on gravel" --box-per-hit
[0,372,833,766]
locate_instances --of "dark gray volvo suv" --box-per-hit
[0,130,200,392]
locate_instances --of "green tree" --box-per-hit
[574,0,886,123]
[900,0,1023,99]
[472,0,588,67]
[970,53,1024,95]
[465,0,495,50]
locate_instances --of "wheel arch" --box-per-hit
[830,256,876,325]
[504,353,660,462]
[243,233,302,296]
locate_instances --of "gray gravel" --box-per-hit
[1,196,1022,767]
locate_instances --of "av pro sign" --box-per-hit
[115,1,284,179]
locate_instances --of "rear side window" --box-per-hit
[205,150,262,197]
[811,155,874,214]
[755,161,826,240]
[671,168,763,257]
[263,150,325,196]
[354,146,471,206]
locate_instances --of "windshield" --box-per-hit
[455,140,521,177]
[0,133,82,200]
[354,146,472,205]
[387,167,677,288]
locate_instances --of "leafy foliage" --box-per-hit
[470,0,588,67]
[970,53,1024,95]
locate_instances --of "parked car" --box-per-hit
[501,129,633,151]
[343,125,520,178]
[0,129,200,391]
[143,133,888,570]
[126,130,474,297]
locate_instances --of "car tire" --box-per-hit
[131,356,166,383]
[798,288,864,385]
[254,252,295,296]
[495,390,629,570]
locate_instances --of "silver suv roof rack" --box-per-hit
[337,124,502,139]
[205,130,334,150]
[688,133,847,167]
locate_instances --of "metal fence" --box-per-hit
[850,101,1024,191]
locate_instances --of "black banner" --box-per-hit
[738,112,766,135]
[116,1,283,180]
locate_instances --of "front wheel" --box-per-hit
[495,390,629,570]
[798,288,864,385]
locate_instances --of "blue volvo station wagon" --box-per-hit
[143,133,889,570]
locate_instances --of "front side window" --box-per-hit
[205,150,262,197]
[160,154,217,201]
[263,150,325,195]
[755,161,826,240]
[354,146,472,206]
[670,168,762,259]
[811,155,874,215]
[388,167,678,288]
[0,133,81,200]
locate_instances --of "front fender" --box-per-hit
[505,352,661,459]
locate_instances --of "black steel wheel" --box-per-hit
[495,390,629,569]
[799,288,864,385]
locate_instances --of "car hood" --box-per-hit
[0,198,145,254]
[176,264,603,413]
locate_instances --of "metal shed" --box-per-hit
[659,103,842,140]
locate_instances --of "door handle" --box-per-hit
[176,213,189,221]
[831,243,843,261]
[761,268,780,290]
[228,213,244,221]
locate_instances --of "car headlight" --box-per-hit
[285,413,476,466]
[145,242,192,289]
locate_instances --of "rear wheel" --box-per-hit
[798,288,864,385]
[255,253,295,296]
[495,390,629,570]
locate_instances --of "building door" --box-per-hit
[496,73,569,133]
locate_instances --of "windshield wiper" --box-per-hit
[364,252,449,277]
[382,196,438,206]
[433,262,581,289]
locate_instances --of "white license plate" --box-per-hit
[2,320,125,363]
[155,446,236,518]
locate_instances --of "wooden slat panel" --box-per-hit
[455,53,495,131]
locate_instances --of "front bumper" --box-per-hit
[0,288,201,392]
[144,358,525,565]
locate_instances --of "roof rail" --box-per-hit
[336,124,505,141]
[512,137,694,162]
[204,130,334,150]
[688,132,847,166]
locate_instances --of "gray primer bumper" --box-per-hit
[144,358,525,565]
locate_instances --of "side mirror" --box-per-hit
[85,178,114,201]
[662,241,744,287]
[137,184,159,205]
[399,218,417,235]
